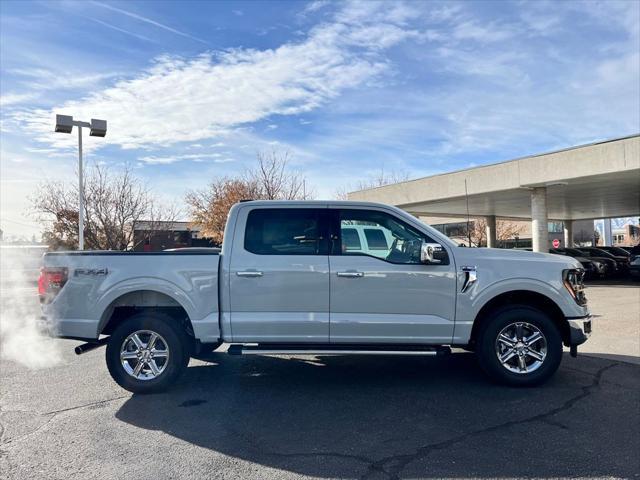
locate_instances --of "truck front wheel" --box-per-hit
[105,312,190,394]
[476,306,563,386]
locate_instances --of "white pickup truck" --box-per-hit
[39,201,591,393]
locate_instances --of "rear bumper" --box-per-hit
[566,315,592,346]
[37,315,98,341]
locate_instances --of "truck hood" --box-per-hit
[452,247,582,270]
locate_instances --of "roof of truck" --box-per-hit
[238,200,393,207]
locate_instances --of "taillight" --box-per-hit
[38,267,68,303]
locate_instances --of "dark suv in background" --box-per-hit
[554,247,617,277]
[548,249,603,279]
[627,244,640,279]
[578,247,630,275]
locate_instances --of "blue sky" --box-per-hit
[1,0,639,237]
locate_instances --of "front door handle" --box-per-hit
[236,270,263,277]
[336,271,364,278]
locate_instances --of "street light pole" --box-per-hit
[55,115,107,250]
[77,125,84,250]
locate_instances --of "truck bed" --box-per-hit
[41,250,220,342]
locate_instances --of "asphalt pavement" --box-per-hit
[1,282,639,479]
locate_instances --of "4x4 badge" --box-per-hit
[74,268,108,276]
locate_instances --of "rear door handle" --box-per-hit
[236,270,263,277]
[336,271,364,278]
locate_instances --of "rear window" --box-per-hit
[341,228,361,251]
[244,208,327,255]
[363,228,388,250]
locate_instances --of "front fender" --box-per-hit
[452,277,588,345]
[470,277,583,318]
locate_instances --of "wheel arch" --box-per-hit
[469,290,570,347]
[98,289,194,338]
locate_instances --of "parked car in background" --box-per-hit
[578,247,629,275]
[595,246,631,258]
[556,248,617,277]
[548,249,603,279]
[628,244,640,279]
[629,254,640,279]
[340,224,394,258]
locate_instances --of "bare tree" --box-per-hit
[186,150,312,244]
[335,167,410,199]
[467,218,526,247]
[245,150,312,200]
[32,164,178,251]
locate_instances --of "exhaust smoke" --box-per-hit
[0,245,62,369]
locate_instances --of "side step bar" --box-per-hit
[228,344,451,357]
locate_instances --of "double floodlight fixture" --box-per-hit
[54,113,107,250]
[55,114,107,137]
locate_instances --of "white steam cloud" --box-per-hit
[0,246,62,369]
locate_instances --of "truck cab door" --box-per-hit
[328,207,456,344]
[228,206,330,343]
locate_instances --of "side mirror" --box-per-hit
[421,242,443,264]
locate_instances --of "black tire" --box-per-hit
[476,306,563,387]
[106,312,190,394]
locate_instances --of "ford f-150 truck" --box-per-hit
[39,201,591,393]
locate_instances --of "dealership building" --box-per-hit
[348,135,640,252]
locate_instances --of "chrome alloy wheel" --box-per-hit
[495,322,547,374]
[120,330,170,381]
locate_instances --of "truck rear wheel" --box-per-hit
[105,312,190,394]
[476,306,562,386]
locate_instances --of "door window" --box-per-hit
[341,227,362,252]
[245,209,328,255]
[337,209,446,264]
[363,228,389,250]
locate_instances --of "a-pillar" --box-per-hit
[531,187,548,252]
[486,215,497,248]
[563,220,573,248]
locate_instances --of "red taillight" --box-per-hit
[38,267,68,302]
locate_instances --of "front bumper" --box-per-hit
[567,315,592,346]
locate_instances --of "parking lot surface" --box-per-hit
[1,281,639,479]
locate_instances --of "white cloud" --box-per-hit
[452,21,515,43]
[8,67,121,92]
[303,1,330,15]
[0,92,38,107]
[16,2,418,152]
[139,153,227,165]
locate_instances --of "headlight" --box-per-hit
[563,269,587,306]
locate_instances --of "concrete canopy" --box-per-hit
[349,135,640,221]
